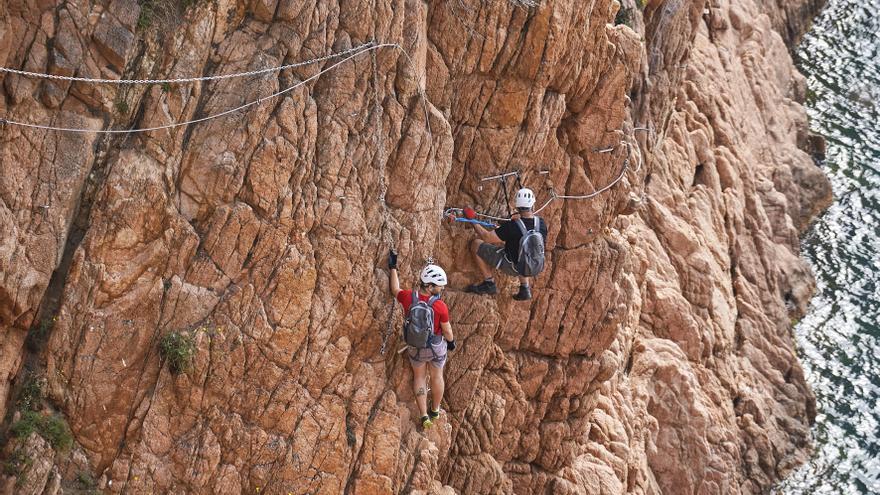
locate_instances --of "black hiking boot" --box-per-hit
[465,280,497,295]
[428,408,441,421]
[512,285,532,301]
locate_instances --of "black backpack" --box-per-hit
[514,217,545,277]
[403,290,440,348]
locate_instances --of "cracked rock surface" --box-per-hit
[0,0,831,493]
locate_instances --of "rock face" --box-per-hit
[0,0,831,493]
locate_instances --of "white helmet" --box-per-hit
[515,188,536,208]
[420,264,448,286]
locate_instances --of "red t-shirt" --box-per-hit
[396,290,449,335]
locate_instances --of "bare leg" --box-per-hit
[428,365,445,412]
[471,238,493,279]
[411,362,428,417]
[519,276,529,287]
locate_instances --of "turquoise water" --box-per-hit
[778,0,880,493]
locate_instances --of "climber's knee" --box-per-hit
[471,238,483,254]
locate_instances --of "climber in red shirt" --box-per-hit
[389,250,455,429]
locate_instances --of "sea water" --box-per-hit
[777,0,880,492]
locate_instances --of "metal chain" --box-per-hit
[631,137,643,172]
[1,43,399,134]
[372,46,398,357]
[373,57,394,250]
[368,43,435,356]
[0,43,376,84]
[380,301,396,355]
[385,47,437,262]
[4,36,448,362]
[550,141,632,200]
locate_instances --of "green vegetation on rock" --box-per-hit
[160,331,196,374]
[9,411,73,451]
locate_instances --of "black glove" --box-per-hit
[446,339,456,351]
[388,249,398,270]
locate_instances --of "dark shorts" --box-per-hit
[408,338,447,368]
[477,242,519,276]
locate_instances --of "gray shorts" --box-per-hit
[477,242,519,276]
[408,338,447,368]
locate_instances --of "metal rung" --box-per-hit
[480,170,520,182]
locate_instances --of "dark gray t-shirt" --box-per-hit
[495,217,548,263]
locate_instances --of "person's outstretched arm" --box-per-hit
[473,223,504,245]
[389,250,401,297]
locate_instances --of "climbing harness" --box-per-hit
[442,207,497,227]
[452,217,497,228]
[459,217,495,227]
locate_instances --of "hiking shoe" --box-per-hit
[512,285,532,301]
[465,280,497,295]
[428,408,441,421]
[421,415,434,429]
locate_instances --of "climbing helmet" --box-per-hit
[420,264,448,286]
[515,188,536,208]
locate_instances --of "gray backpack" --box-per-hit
[514,217,545,277]
[404,290,440,348]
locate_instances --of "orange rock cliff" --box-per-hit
[0,0,833,493]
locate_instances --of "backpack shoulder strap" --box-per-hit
[411,289,419,307]
[515,218,527,235]
[427,296,442,338]
[533,216,540,232]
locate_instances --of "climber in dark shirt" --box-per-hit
[465,188,548,300]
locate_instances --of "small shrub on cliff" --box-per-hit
[9,411,40,439]
[40,414,73,451]
[115,99,130,114]
[76,470,97,490]
[9,411,73,451]
[160,331,196,374]
[615,7,633,27]
[137,0,154,29]
[16,373,46,412]
[137,0,203,30]
[2,449,32,486]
